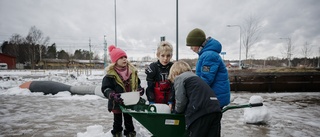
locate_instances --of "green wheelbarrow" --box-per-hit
[120,98,263,137]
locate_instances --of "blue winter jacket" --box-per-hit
[195,37,231,107]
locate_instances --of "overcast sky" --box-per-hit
[1,0,320,61]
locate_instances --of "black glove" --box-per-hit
[109,93,123,104]
[137,87,145,96]
[171,109,177,114]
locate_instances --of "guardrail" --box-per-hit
[229,72,320,92]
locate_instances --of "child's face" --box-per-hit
[190,46,200,53]
[116,56,128,67]
[158,52,172,66]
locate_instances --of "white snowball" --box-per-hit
[77,125,108,137]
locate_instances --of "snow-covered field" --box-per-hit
[0,69,319,137]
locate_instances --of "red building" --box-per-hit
[0,53,16,69]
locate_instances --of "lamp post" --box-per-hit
[318,47,320,68]
[176,0,179,61]
[227,25,242,69]
[114,0,117,46]
[280,37,292,67]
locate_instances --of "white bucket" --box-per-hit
[121,92,140,106]
[149,104,171,114]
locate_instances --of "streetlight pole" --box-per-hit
[176,0,179,61]
[280,37,292,67]
[317,47,320,68]
[227,25,242,69]
[114,0,117,46]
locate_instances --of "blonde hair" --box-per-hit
[105,60,136,73]
[156,41,173,57]
[168,61,192,82]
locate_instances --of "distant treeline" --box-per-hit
[0,26,99,69]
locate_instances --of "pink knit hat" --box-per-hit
[108,45,127,63]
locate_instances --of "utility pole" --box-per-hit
[89,38,92,68]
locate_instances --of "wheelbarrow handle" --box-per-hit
[250,103,263,107]
[221,103,263,113]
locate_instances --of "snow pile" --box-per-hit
[243,95,271,124]
[53,91,104,100]
[2,87,44,96]
[77,124,152,137]
[77,125,109,137]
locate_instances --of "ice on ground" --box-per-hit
[77,125,109,137]
[1,70,320,137]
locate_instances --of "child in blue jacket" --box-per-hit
[186,28,231,108]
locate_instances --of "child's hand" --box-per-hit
[168,104,173,111]
[109,93,123,104]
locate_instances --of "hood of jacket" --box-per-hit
[105,62,139,91]
[198,37,222,55]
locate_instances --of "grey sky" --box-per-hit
[1,0,320,60]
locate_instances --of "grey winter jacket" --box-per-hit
[173,71,221,128]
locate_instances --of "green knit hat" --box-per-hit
[186,28,206,46]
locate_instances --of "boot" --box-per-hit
[111,130,122,137]
[124,130,136,137]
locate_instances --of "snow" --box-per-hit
[77,125,108,137]
[243,95,271,124]
[1,69,320,137]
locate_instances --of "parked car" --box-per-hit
[0,63,8,69]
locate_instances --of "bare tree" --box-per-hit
[280,38,294,67]
[241,15,263,61]
[25,26,50,69]
[301,42,312,66]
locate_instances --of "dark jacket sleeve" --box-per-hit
[138,78,143,89]
[101,75,115,99]
[167,62,175,103]
[145,63,157,102]
[168,83,175,103]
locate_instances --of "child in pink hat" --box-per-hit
[101,45,144,137]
